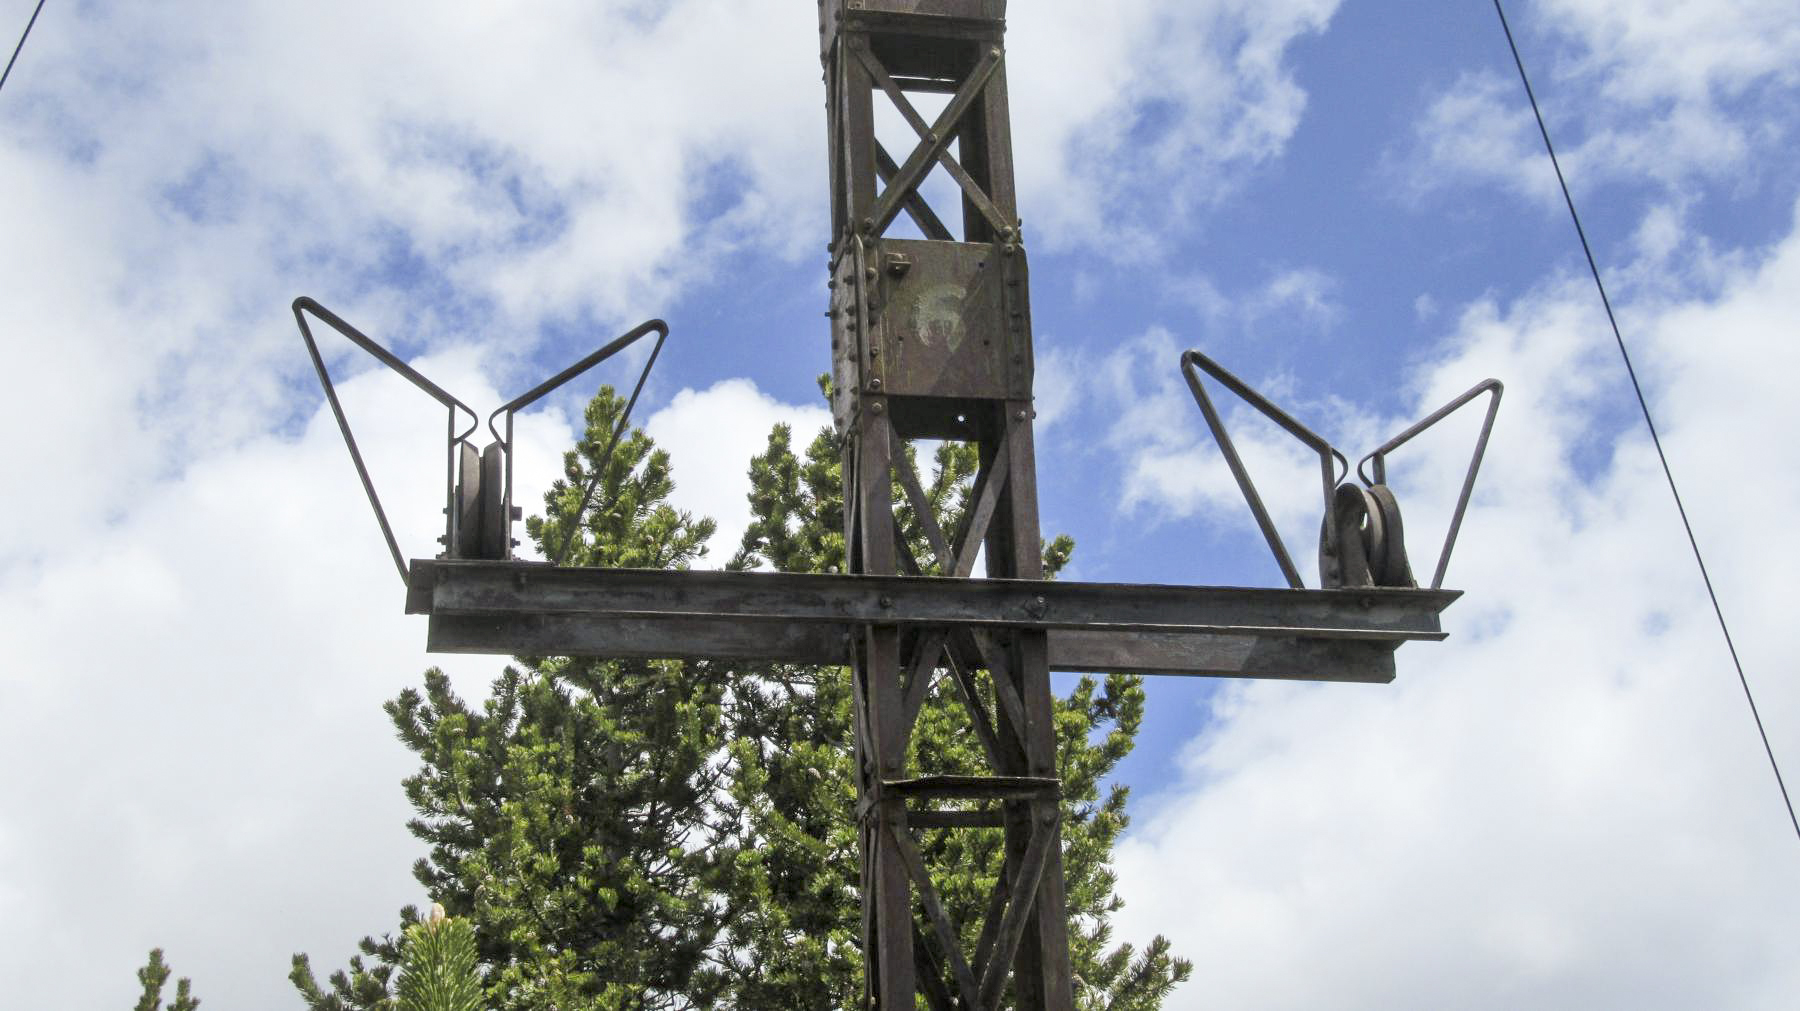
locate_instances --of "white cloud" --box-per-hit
[0,0,1341,570]
[1110,200,1800,1009]
[1398,0,1800,205]
[1162,266,1345,340]
[1008,0,1340,250]
[0,350,547,1007]
[1052,324,1372,584]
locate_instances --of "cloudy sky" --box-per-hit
[4,0,1799,1007]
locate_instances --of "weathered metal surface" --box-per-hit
[819,0,1007,63]
[422,610,1401,683]
[868,238,1013,400]
[1048,629,1398,683]
[430,613,1405,684]
[823,0,1080,1001]
[409,560,1453,638]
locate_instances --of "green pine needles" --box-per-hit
[290,384,1190,1010]
[396,907,484,1011]
[135,948,200,1011]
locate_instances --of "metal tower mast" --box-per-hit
[294,4,1500,1008]
[822,2,1070,1006]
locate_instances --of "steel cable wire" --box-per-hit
[1493,0,1800,843]
[0,0,45,96]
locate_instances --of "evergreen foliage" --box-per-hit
[135,948,200,1011]
[292,385,1189,1009]
[396,907,485,1011]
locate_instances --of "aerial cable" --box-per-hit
[0,0,45,96]
[1493,0,1800,844]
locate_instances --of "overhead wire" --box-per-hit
[0,0,45,96]
[1492,0,1800,844]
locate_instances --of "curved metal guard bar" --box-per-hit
[1180,350,1348,589]
[1357,379,1503,589]
[293,296,478,587]
[483,319,671,566]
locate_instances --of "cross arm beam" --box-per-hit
[406,560,1458,683]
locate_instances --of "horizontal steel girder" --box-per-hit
[406,560,1459,684]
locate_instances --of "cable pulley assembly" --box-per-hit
[1180,349,1501,591]
[292,297,669,584]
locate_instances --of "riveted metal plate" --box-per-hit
[872,238,1017,400]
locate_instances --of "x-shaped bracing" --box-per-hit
[854,42,1014,241]
[853,429,1063,1010]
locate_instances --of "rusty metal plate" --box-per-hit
[872,238,1016,400]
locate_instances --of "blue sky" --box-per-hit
[3,1,1800,1007]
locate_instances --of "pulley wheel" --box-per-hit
[1320,483,1416,588]
[1364,484,1415,587]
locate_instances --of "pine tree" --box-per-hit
[396,906,485,1011]
[292,385,1189,1009]
[135,948,201,1011]
[293,388,728,1011]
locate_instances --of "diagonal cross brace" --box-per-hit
[891,428,1012,579]
[857,43,1013,238]
[860,41,1007,239]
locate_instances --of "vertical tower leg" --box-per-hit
[824,3,1071,1007]
[847,405,917,1008]
[985,404,1075,1009]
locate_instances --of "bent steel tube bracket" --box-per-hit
[294,296,672,581]
[293,296,477,587]
[1180,350,1346,589]
[488,319,670,566]
[1358,379,1503,589]
[1180,349,1500,592]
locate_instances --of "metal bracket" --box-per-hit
[293,297,477,586]
[292,296,669,583]
[1358,379,1503,589]
[1180,349,1345,589]
[1180,349,1501,591]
